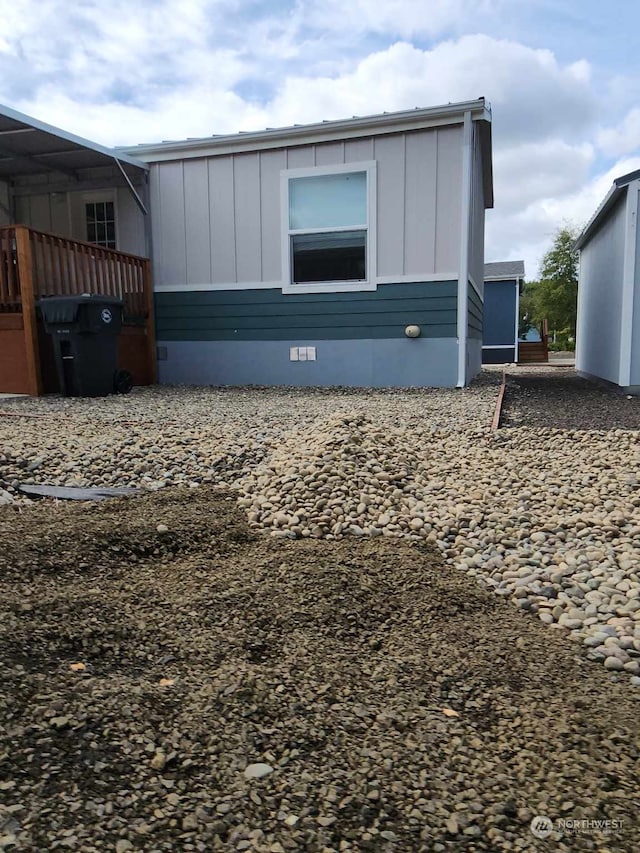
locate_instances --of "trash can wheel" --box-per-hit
[113,369,133,395]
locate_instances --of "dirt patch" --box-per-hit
[1,488,639,852]
[502,371,640,430]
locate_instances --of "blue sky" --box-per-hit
[1,0,639,276]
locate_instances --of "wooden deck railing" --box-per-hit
[0,224,155,394]
[0,227,20,312]
[0,225,150,320]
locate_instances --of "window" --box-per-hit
[86,200,116,249]
[281,162,376,293]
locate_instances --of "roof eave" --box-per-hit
[121,99,491,162]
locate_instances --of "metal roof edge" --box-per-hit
[0,102,149,171]
[575,182,626,250]
[120,98,491,161]
[614,167,640,188]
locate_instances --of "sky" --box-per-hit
[1,0,640,278]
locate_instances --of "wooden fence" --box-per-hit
[0,225,155,395]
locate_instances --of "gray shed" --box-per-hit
[575,169,640,394]
[122,98,494,389]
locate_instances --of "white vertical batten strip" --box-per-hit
[514,276,520,363]
[619,181,638,387]
[457,111,473,387]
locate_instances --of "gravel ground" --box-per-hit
[1,488,638,852]
[0,374,639,849]
[502,367,640,430]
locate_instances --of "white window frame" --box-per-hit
[83,190,118,250]
[280,161,377,294]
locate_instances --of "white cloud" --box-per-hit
[597,108,640,159]
[0,1,633,276]
[303,0,504,39]
[493,140,595,213]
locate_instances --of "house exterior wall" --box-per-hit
[576,193,627,385]
[11,168,146,256]
[155,281,458,387]
[149,123,476,388]
[149,125,464,289]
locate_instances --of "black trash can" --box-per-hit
[38,294,132,397]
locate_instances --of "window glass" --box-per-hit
[292,230,366,283]
[289,172,366,230]
[85,201,116,249]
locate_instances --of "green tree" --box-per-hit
[518,226,580,349]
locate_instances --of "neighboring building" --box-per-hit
[482,260,524,363]
[575,169,640,394]
[1,98,493,393]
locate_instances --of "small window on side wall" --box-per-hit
[281,162,376,293]
[85,199,116,249]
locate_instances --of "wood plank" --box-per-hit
[14,225,42,395]
[0,313,23,330]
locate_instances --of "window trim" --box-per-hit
[280,161,377,294]
[83,191,118,250]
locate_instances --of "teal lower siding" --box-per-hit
[154,281,462,388]
[157,337,459,388]
[467,284,483,340]
[155,281,457,341]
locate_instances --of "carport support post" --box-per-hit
[15,225,43,396]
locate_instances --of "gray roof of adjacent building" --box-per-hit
[484,260,525,279]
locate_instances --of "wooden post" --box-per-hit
[15,226,43,396]
[142,258,157,384]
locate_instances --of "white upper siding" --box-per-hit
[468,123,486,298]
[576,192,627,384]
[149,124,465,289]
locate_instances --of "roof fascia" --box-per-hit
[122,100,491,162]
[484,275,521,282]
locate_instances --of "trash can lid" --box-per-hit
[38,294,123,324]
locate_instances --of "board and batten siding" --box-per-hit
[576,193,627,385]
[149,125,464,289]
[13,185,146,256]
[155,281,458,341]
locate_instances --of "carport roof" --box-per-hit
[0,103,148,182]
